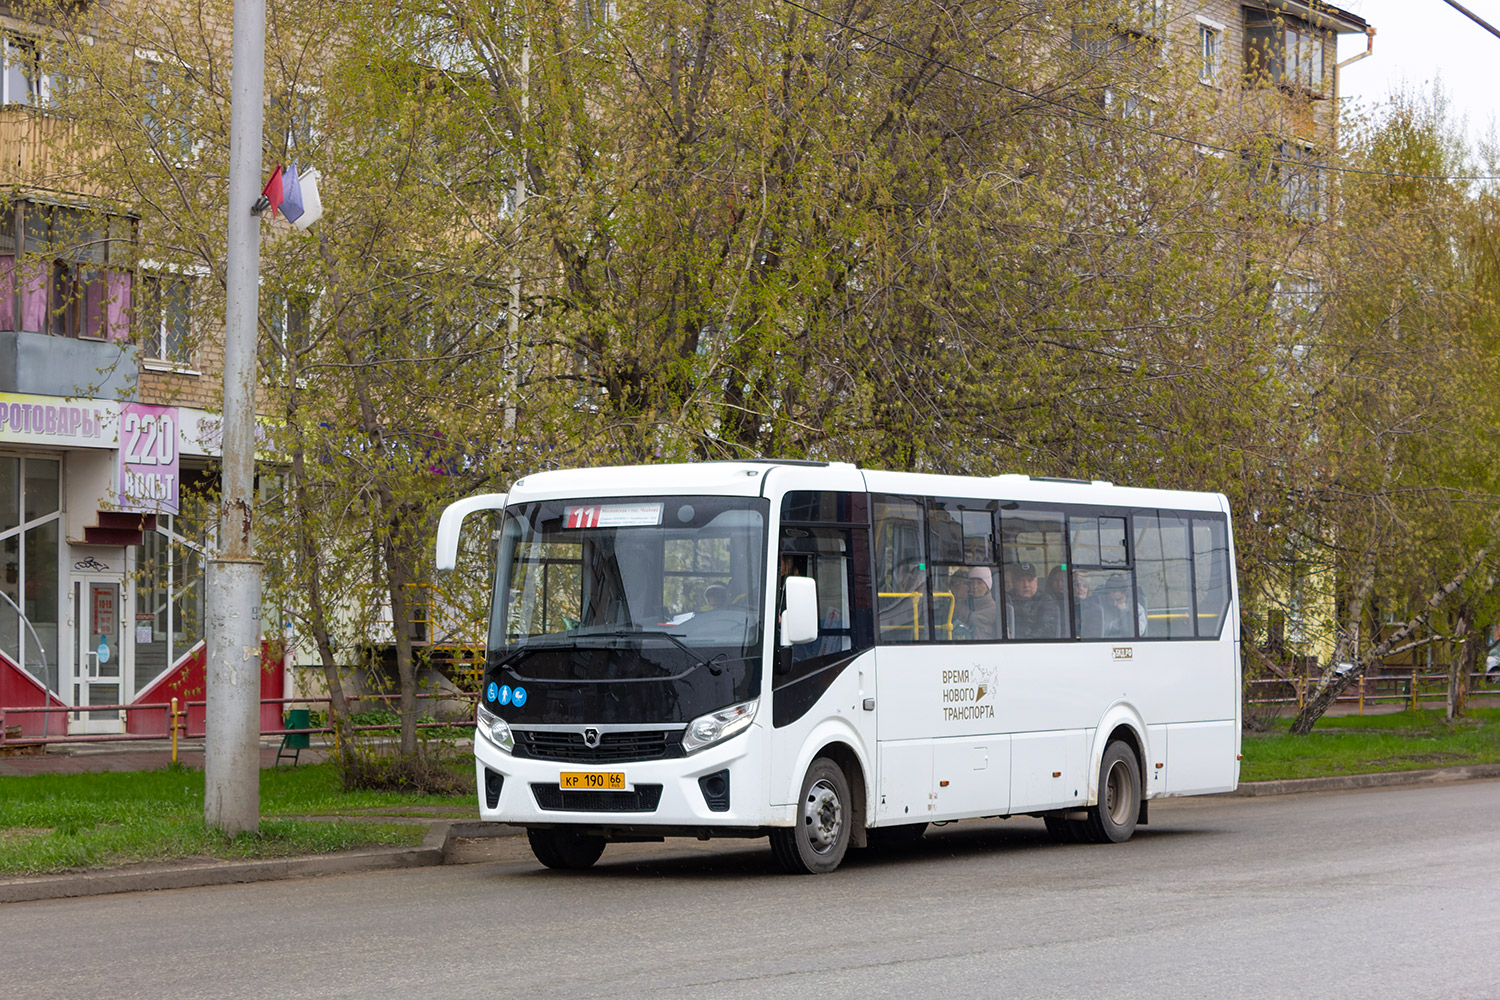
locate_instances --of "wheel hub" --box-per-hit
[804,779,843,853]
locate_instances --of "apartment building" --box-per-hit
[0,6,282,740]
[0,0,1372,741]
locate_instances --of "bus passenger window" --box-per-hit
[1193,517,1231,638]
[1136,514,1193,638]
[1001,510,1068,639]
[929,503,998,642]
[875,497,928,642]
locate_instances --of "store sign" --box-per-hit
[118,402,180,514]
[0,397,110,447]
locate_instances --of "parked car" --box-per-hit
[1486,644,1500,684]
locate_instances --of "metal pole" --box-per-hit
[205,0,266,835]
[503,33,529,434]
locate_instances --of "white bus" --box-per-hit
[436,461,1240,874]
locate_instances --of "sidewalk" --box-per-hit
[0,737,330,777]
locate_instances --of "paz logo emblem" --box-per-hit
[583,727,601,749]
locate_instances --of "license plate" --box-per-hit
[560,771,626,791]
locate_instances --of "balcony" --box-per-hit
[0,330,138,400]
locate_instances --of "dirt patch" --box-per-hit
[1364,752,1474,768]
[1,827,52,843]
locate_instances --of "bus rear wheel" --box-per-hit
[1081,740,1141,844]
[527,828,606,870]
[771,757,852,874]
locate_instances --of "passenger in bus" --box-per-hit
[1044,567,1071,637]
[956,566,997,640]
[1007,562,1059,639]
[1073,572,1105,638]
[1098,574,1146,638]
[937,567,969,639]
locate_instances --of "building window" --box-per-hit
[576,0,615,31]
[10,203,126,340]
[134,513,207,692]
[2,35,51,107]
[263,290,313,383]
[0,457,60,692]
[1246,15,1327,96]
[1198,21,1223,84]
[1276,142,1321,222]
[138,274,192,364]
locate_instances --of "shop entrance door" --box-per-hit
[71,575,129,735]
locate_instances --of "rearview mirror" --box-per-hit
[781,576,819,646]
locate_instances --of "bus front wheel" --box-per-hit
[527,828,606,870]
[1082,740,1141,844]
[771,757,852,874]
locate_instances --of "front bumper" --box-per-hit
[472,723,774,829]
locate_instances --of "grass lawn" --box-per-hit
[1241,707,1500,782]
[0,762,474,876]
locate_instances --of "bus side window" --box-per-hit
[931,503,998,642]
[874,497,928,643]
[1135,513,1193,638]
[1192,517,1231,638]
[1000,509,1069,640]
[775,526,871,687]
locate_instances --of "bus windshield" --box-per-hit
[491,496,768,677]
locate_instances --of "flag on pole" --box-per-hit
[291,167,323,230]
[281,163,305,224]
[258,164,285,217]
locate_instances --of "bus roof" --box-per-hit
[505,461,1228,514]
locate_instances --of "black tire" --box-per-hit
[527,828,606,870]
[1081,740,1141,844]
[1043,816,1086,843]
[866,822,927,848]
[770,757,852,874]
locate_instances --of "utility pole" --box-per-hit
[205,0,266,835]
[504,30,529,434]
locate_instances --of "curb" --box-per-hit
[0,820,522,905]
[1230,762,1500,797]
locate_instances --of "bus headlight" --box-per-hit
[682,699,758,754]
[476,702,514,753]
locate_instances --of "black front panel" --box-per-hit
[514,729,686,764]
[531,784,664,812]
[484,648,757,725]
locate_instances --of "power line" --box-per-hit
[778,0,1500,185]
[1438,0,1500,41]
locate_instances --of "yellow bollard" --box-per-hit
[170,697,179,765]
[1359,678,1364,716]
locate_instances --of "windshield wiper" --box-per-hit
[602,626,723,674]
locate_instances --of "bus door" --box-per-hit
[763,468,876,807]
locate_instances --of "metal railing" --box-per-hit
[1246,668,1500,714]
[0,690,479,760]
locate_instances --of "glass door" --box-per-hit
[71,575,128,734]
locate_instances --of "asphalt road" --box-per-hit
[4,781,1499,999]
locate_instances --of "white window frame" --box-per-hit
[1196,16,1225,86]
[137,267,198,372]
[1,34,52,108]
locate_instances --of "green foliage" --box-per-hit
[23,0,1500,739]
